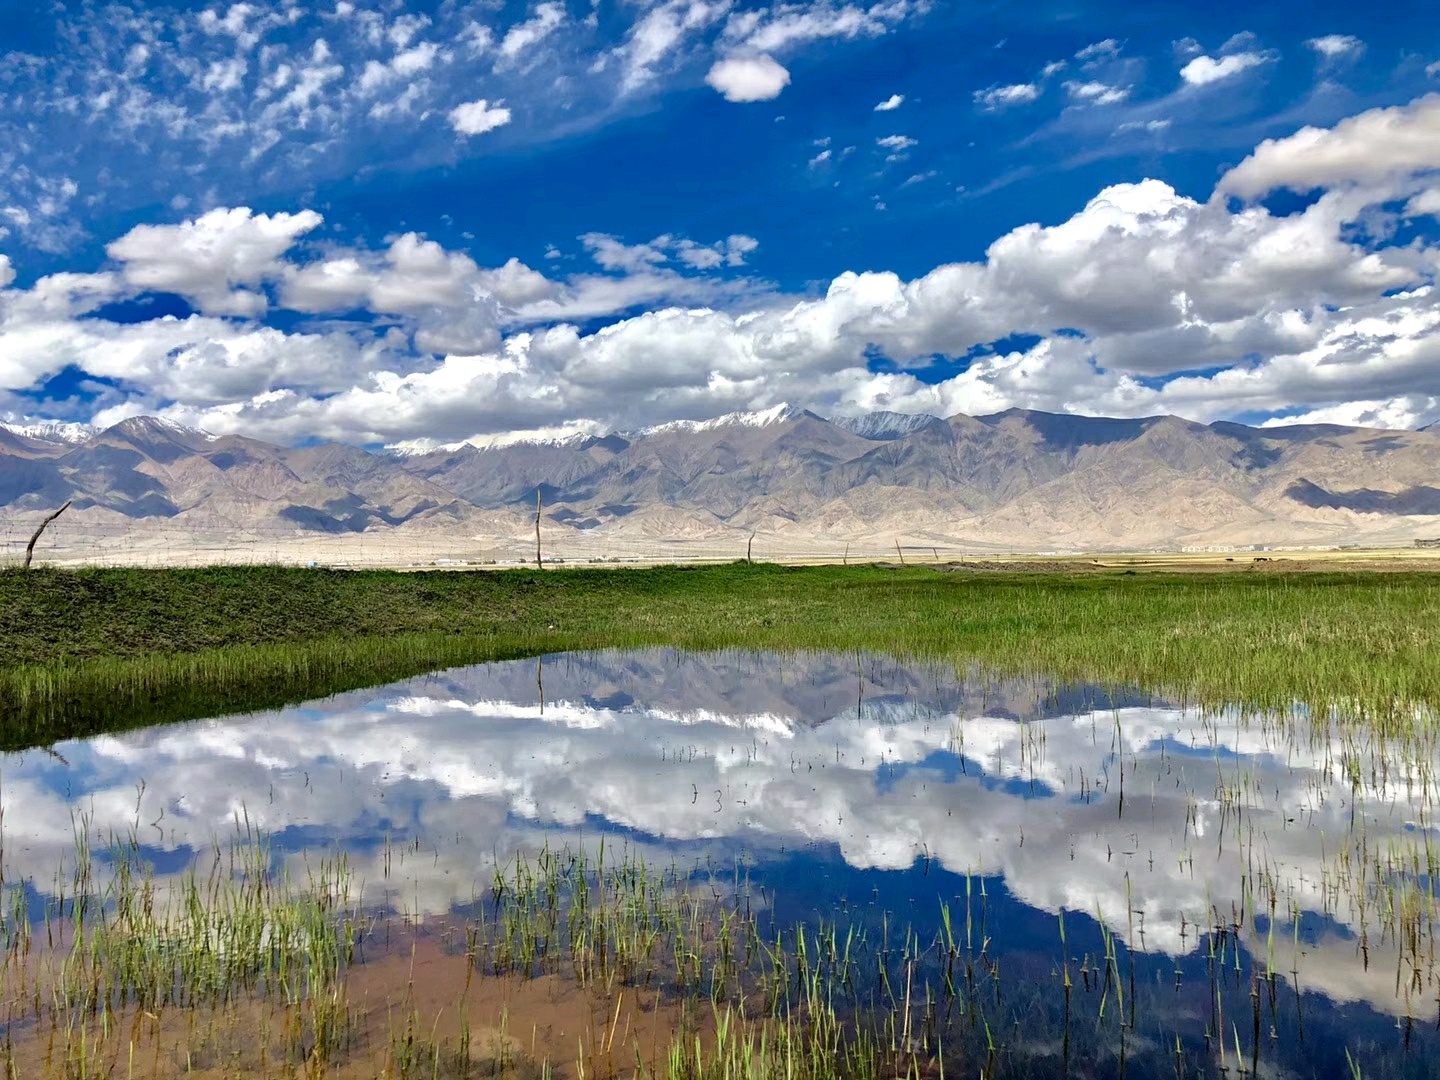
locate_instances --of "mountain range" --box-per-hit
[2,406,1439,559]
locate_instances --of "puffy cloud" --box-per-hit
[611,0,729,91]
[674,235,760,269]
[284,233,483,314]
[1220,95,1440,198]
[362,233,492,315]
[1407,188,1440,218]
[573,233,760,275]
[1306,34,1363,58]
[721,0,916,54]
[1262,396,1439,430]
[876,134,917,150]
[873,93,904,111]
[510,270,749,326]
[106,207,322,317]
[4,164,1435,443]
[582,233,672,273]
[722,234,759,264]
[0,305,391,416]
[449,98,512,135]
[974,83,1040,109]
[479,257,559,307]
[705,55,791,102]
[6,92,1440,444]
[1065,80,1130,104]
[1179,52,1270,86]
[496,2,566,63]
[0,255,14,290]
[392,41,441,76]
[282,235,565,353]
[1,271,124,322]
[1075,39,1121,61]
[357,40,443,97]
[980,181,1411,354]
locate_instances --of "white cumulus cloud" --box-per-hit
[705,55,791,102]
[449,99,512,135]
[1221,95,1440,197]
[1179,52,1270,86]
[974,83,1040,109]
[873,93,904,111]
[6,94,1440,443]
[106,207,323,317]
[1306,34,1363,58]
[1065,80,1130,104]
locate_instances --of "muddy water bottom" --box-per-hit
[1,928,696,1079]
[3,648,1440,1077]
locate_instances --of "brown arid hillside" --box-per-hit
[3,406,1439,563]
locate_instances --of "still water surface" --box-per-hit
[3,649,1438,1076]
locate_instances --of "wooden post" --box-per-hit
[24,501,72,570]
[535,490,543,569]
[894,540,905,565]
[843,542,849,567]
[747,530,756,563]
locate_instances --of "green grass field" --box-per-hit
[2,562,1437,750]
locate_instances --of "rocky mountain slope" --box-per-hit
[3,407,1439,554]
[0,416,497,536]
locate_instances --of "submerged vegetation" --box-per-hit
[2,562,1440,749]
[7,824,1425,1079]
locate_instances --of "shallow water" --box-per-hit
[3,648,1439,1077]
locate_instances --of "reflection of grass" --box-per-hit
[3,825,1437,1078]
[3,828,988,1078]
[4,563,1440,747]
[5,825,363,1076]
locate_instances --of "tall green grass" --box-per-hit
[3,563,1440,749]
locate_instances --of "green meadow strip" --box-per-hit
[2,563,1440,749]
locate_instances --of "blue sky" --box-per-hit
[1,0,1439,447]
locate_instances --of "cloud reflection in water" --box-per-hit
[1,649,1433,1019]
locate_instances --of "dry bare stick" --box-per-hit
[747,530,756,563]
[535,489,543,569]
[843,542,849,567]
[24,500,72,570]
[894,540,905,565]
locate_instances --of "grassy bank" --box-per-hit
[2,562,1439,749]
